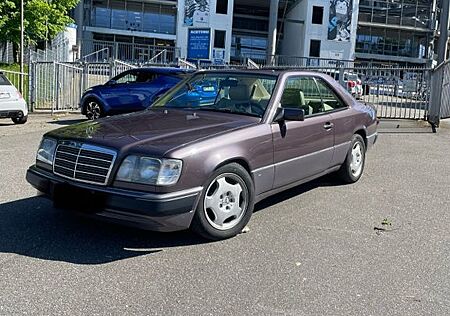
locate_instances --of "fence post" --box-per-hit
[29,61,36,112]
[53,62,59,114]
[109,59,115,79]
[429,66,443,129]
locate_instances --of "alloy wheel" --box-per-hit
[86,101,101,120]
[350,142,363,177]
[203,173,248,231]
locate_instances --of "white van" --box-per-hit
[0,72,28,124]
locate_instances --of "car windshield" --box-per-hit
[152,73,278,118]
[347,74,359,81]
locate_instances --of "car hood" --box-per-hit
[46,109,260,156]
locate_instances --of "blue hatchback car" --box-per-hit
[80,67,193,119]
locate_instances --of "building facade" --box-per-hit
[71,0,444,65]
[356,0,438,66]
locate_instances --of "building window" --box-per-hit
[216,0,228,15]
[309,40,321,57]
[312,6,323,24]
[214,30,226,48]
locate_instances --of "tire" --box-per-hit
[191,163,255,240]
[338,134,366,183]
[84,99,103,120]
[12,115,27,124]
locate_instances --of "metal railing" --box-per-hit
[27,55,436,123]
[81,40,180,64]
[429,60,450,126]
[30,59,138,112]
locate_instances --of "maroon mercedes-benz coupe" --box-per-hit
[27,70,378,240]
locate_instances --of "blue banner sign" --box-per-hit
[188,29,211,59]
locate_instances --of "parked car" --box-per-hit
[0,72,28,124]
[80,67,193,120]
[345,73,363,99]
[325,71,363,99]
[27,70,378,240]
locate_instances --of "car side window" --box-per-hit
[315,78,346,111]
[136,73,159,83]
[280,76,322,116]
[115,72,138,84]
[0,74,11,85]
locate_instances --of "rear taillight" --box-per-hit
[348,81,356,88]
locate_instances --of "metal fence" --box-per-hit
[26,55,436,122]
[30,60,137,112]
[81,40,180,64]
[202,61,431,120]
[429,60,450,126]
[322,66,431,120]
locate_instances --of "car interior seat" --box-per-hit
[216,84,253,108]
[280,88,311,115]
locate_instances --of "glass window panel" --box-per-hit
[309,40,321,57]
[312,6,324,24]
[160,6,176,34]
[111,0,127,30]
[216,0,228,14]
[214,30,226,48]
[92,0,110,28]
[143,3,160,33]
[127,1,143,32]
[401,4,417,27]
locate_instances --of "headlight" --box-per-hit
[116,155,182,186]
[36,138,57,165]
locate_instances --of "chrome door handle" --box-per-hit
[323,122,334,130]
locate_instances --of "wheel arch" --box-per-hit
[213,158,252,177]
[81,94,106,114]
[353,127,368,149]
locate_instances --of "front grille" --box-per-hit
[53,143,117,185]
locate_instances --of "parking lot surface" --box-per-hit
[1,114,450,315]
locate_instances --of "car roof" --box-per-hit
[192,68,334,78]
[129,67,194,74]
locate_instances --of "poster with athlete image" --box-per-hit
[184,0,210,27]
[328,0,353,42]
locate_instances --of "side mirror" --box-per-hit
[274,107,305,122]
[284,108,305,121]
[107,79,117,86]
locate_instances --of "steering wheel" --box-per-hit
[234,102,266,116]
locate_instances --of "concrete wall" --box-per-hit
[281,0,359,61]
[176,0,234,63]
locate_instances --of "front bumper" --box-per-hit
[26,166,202,232]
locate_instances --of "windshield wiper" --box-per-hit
[194,107,261,118]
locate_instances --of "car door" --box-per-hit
[314,77,353,167]
[101,70,138,112]
[272,76,335,188]
[126,71,160,111]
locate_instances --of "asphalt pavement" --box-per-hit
[1,114,449,315]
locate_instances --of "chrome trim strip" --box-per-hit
[252,146,335,174]
[76,162,110,170]
[334,141,351,149]
[252,143,350,174]
[275,147,334,167]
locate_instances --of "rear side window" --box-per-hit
[0,74,12,85]
[315,78,346,111]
